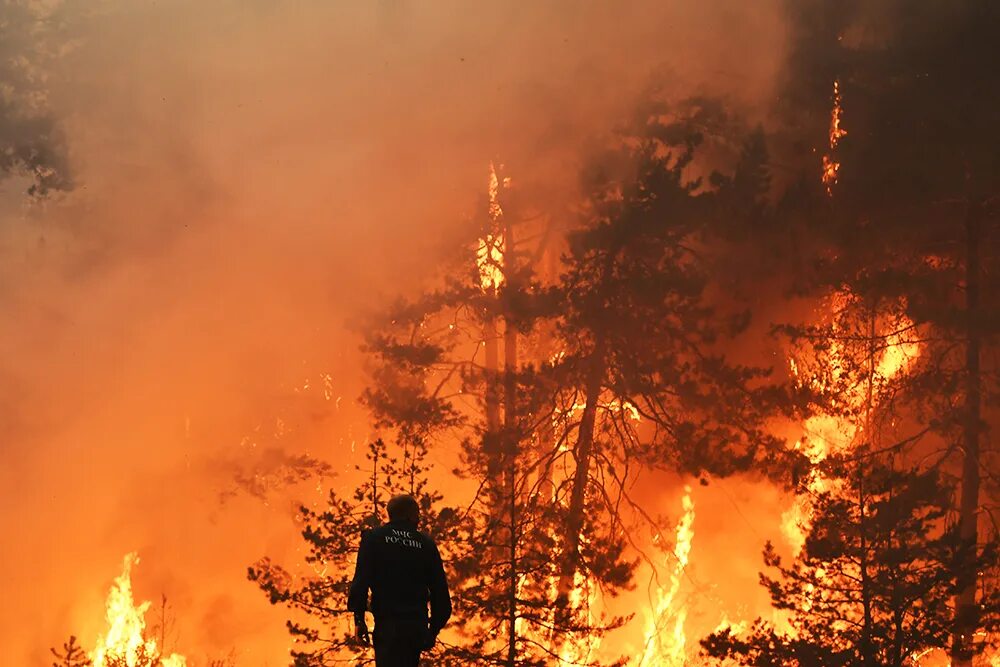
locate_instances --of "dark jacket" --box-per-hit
[347,520,452,633]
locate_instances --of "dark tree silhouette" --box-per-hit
[763,3,1000,662]
[249,437,465,666]
[703,456,1000,666]
[50,635,90,667]
[549,107,791,609]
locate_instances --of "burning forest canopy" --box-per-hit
[3,1,1000,666]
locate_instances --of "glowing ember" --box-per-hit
[640,486,695,666]
[821,154,840,195]
[829,79,847,147]
[90,553,187,667]
[821,79,847,196]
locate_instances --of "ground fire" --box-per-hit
[90,554,187,667]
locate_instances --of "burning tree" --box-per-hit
[763,2,1000,663]
[250,94,794,664]
[702,455,1000,667]
[548,104,790,614]
[351,160,636,665]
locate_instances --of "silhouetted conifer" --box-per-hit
[249,437,465,665]
[703,455,1000,666]
[50,636,90,667]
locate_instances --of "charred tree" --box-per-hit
[953,199,983,665]
[497,162,523,666]
[483,312,501,468]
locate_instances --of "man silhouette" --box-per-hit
[348,494,451,666]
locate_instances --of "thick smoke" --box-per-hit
[0,1,71,195]
[0,1,787,663]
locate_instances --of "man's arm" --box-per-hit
[347,531,375,617]
[428,540,452,633]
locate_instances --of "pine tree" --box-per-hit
[447,360,634,666]
[250,96,793,665]
[767,4,1000,663]
[364,164,638,665]
[51,636,91,667]
[702,455,1000,666]
[550,107,790,609]
[249,437,465,666]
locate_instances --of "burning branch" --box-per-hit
[821,79,847,196]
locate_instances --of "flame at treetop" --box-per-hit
[821,78,847,196]
[90,553,187,667]
[477,161,509,291]
[639,486,696,666]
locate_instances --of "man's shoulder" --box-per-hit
[370,522,429,539]
[416,529,438,546]
[360,524,385,541]
[366,523,392,537]
[360,523,400,548]
[364,522,439,548]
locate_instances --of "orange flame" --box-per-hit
[90,553,187,667]
[782,295,921,552]
[543,394,640,663]
[821,79,847,196]
[640,486,696,666]
[477,161,508,291]
[555,569,602,664]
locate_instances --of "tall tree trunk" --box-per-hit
[535,225,560,505]
[503,219,519,667]
[859,307,877,667]
[953,199,982,666]
[484,310,508,531]
[503,216,519,490]
[859,481,875,667]
[557,338,606,601]
[484,313,501,470]
[505,340,518,667]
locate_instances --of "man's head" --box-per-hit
[387,494,420,524]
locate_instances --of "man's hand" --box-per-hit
[354,615,371,646]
